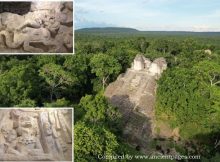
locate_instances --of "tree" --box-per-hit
[0,63,40,106]
[194,60,220,86]
[90,53,121,89]
[107,47,131,72]
[15,98,36,107]
[39,63,75,102]
[74,122,119,162]
[156,67,213,138]
[133,37,149,53]
[79,93,121,127]
[181,38,200,53]
[168,40,181,56]
[152,39,169,54]
[44,98,71,107]
[64,54,92,98]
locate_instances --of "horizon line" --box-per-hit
[76,27,220,33]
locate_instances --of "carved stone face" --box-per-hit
[19,115,33,128]
[43,122,52,135]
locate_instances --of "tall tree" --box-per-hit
[90,53,121,89]
[194,60,220,86]
[79,93,121,132]
[64,54,91,98]
[39,63,75,102]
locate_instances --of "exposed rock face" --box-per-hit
[149,58,167,76]
[204,49,212,55]
[0,1,73,53]
[105,54,167,149]
[0,108,72,161]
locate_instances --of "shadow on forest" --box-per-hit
[188,131,220,159]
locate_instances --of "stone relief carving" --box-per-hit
[0,108,73,161]
[0,1,73,53]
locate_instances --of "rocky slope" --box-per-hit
[105,54,168,150]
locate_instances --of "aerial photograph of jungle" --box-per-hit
[0,0,220,162]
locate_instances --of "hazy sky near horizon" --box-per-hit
[75,0,220,31]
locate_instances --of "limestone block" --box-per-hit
[204,49,212,55]
[149,63,161,76]
[133,54,145,70]
[133,59,144,70]
[143,57,151,69]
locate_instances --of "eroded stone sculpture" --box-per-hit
[0,108,72,161]
[0,1,73,53]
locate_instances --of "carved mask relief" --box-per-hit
[0,1,73,53]
[0,108,73,161]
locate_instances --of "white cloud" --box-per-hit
[75,0,220,31]
[191,25,220,32]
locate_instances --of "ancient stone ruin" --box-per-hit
[0,108,72,161]
[105,54,167,150]
[132,54,167,78]
[0,1,73,53]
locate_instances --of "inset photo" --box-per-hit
[0,1,73,54]
[0,108,73,161]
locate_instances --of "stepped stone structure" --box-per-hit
[105,54,167,150]
[0,1,73,53]
[0,108,72,161]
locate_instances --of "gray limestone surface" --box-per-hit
[105,55,167,149]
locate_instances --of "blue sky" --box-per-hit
[75,0,220,31]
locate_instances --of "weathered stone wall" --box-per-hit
[0,108,72,161]
[131,54,167,78]
[0,1,73,53]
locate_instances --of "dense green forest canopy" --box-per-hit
[0,29,219,161]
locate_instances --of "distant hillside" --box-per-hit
[140,31,220,37]
[76,27,220,37]
[76,27,140,33]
